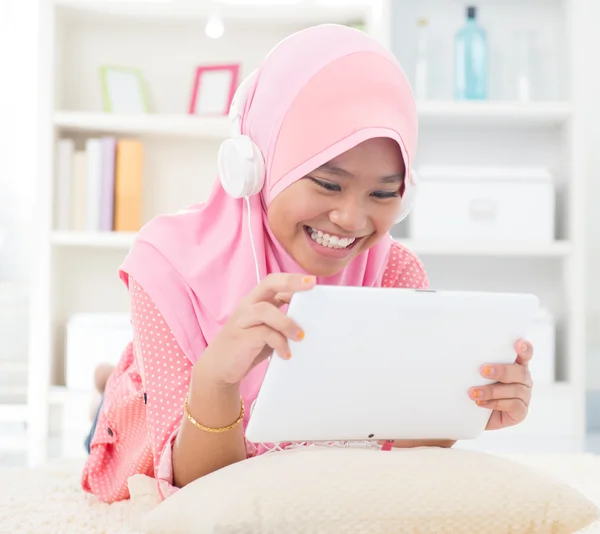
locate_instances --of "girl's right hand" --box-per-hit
[200,273,317,387]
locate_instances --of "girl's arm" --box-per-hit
[172,359,248,488]
[128,278,253,497]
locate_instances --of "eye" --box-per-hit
[309,177,341,192]
[371,190,400,199]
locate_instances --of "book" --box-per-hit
[85,138,103,232]
[99,137,117,232]
[113,139,143,232]
[55,139,74,231]
[70,150,87,232]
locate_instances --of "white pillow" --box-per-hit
[143,446,599,534]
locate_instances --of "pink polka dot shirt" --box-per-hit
[81,241,428,503]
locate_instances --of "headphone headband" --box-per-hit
[218,69,418,224]
[228,70,258,137]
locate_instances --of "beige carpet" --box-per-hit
[2,454,600,533]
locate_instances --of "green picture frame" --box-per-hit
[99,65,151,114]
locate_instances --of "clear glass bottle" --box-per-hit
[414,17,429,101]
[455,6,488,100]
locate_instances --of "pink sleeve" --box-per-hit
[129,277,193,500]
[382,241,429,289]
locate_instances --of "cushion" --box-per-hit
[142,446,600,534]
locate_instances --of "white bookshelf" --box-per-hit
[28,0,592,465]
[383,0,589,454]
[27,0,379,465]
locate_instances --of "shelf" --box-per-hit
[54,112,231,139]
[51,232,571,258]
[417,101,572,127]
[52,231,136,249]
[0,361,27,373]
[0,434,27,452]
[48,386,94,405]
[55,0,369,24]
[0,386,28,397]
[54,103,572,139]
[396,239,571,258]
[0,404,28,423]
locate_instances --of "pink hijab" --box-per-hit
[119,24,418,369]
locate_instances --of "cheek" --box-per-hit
[371,199,402,232]
[269,187,327,234]
[267,192,314,242]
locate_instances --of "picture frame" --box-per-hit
[189,64,240,116]
[100,65,151,114]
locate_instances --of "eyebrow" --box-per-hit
[316,163,405,184]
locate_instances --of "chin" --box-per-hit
[295,253,354,278]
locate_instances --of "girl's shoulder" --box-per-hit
[382,241,428,289]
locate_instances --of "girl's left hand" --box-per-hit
[469,339,534,431]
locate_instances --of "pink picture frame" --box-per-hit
[188,64,240,116]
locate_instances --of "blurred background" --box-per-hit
[0,0,599,467]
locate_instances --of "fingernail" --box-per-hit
[521,343,528,353]
[471,389,482,399]
[302,276,316,286]
[296,330,305,341]
[285,350,292,360]
[476,401,486,407]
[482,366,494,377]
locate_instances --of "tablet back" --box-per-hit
[245,286,539,444]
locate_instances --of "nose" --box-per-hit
[328,197,368,233]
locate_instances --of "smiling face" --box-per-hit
[267,137,406,277]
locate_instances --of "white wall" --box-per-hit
[0,0,37,281]
[581,0,600,389]
[0,0,38,402]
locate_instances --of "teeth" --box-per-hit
[307,227,356,249]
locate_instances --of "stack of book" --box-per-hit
[55,138,144,233]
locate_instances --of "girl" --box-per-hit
[82,24,534,503]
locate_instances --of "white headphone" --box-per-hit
[217,71,418,224]
[217,71,266,199]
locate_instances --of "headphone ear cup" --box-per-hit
[218,136,265,199]
[394,169,419,224]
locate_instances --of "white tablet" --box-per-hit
[245,286,539,444]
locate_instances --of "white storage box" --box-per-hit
[410,166,555,243]
[526,309,556,385]
[65,313,132,391]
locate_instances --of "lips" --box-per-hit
[305,226,357,250]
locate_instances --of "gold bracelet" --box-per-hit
[184,394,245,433]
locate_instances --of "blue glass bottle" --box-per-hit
[455,6,488,100]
